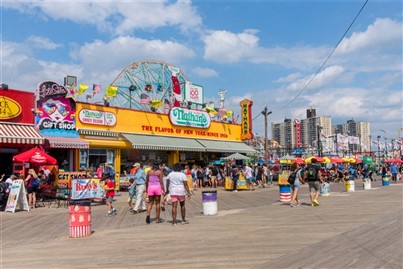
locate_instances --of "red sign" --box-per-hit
[0,89,35,123]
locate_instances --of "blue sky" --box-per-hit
[1,0,402,141]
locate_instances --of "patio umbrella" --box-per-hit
[385,158,403,164]
[13,148,57,165]
[330,156,344,163]
[293,157,305,165]
[223,152,249,160]
[304,156,324,164]
[321,157,331,164]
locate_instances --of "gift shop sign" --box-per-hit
[78,109,117,126]
[169,107,210,128]
[0,96,22,120]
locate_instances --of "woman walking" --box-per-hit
[289,163,304,207]
[167,163,191,226]
[145,162,165,224]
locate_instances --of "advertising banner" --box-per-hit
[5,180,29,213]
[70,178,105,200]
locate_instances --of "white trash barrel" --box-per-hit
[202,191,217,215]
[363,178,371,190]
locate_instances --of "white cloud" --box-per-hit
[286,65,345,91]
[203,29,260,63]
[4,1,202,35]
[26,35,62,50]
[337,18,402,54]
[192,67,218,78]
[274,72,302,84]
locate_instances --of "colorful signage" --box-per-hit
[0,89,35,123]
[294,118,301,147]
[71,178,105,200]
[58,171,88,189]
[0,96,22,120]
[240,99,253,140]
[36,81,80,138]
[78,109,117,126]
[184,82,203,105]
[169,107,211,128]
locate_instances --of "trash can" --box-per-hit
[345,180,355,192]
[69,200,92,238]
[382,175,390,186]
[279,184,291,203]
[363,178,371,190]
[202,191,217,215]
[320,182,330,196]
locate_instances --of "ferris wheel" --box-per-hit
[109,60,190,112]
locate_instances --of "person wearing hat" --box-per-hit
[130,163,138,175]
[132,163,147,214]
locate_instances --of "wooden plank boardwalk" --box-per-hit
[1,177,402,269]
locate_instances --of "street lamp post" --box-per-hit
[261,106,272,163]
[377,135,381,164]
[369,134,372,157]
[128,85,136,109]
[384,137,388,160]
[317,125,323,157]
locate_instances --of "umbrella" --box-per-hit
[321,157,331,164]
[279,155,295,161]
[385,158,403,164]
[13,148,57,165]
[330,156,344,163]
[293,157,305,164]
[304,156,324,164]
[223,153,249,160]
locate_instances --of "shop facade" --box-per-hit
[75,99,256,179]
[0,88,45,175]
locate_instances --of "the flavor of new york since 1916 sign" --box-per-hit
[169,107,210,128]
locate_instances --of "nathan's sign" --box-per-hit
[169,107,210,128]
[240,99,253,140]
[78,109,117,126]
[0,96,22,120]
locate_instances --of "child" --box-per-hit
[161,170,170,211]
[127,178,136,212]
[104,176,117,217]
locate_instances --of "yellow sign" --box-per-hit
[0,96,22,120]
[240,99,253,140]
[76,103,243,141]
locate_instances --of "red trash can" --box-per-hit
[69,200,92,238]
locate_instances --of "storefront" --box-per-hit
[34,81,89,171]
[0,88,45,175]
[75,99,256,175]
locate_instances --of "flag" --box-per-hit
[77,83,89,95]
[150,100,163,108]
[348,136,359,145]
[106,85,117,97]
[139,93,150,104]
[93,84,101,96]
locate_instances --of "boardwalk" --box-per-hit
[1,177,402,269]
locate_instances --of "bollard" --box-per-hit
[382,175,390,186]
[320,182,330,196]
[279,184,291,203]
[363,178,371,190]
[202,190,217,215]
[345,180,355,192]
[69,200,92,238]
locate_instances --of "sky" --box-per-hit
[1,0,402,142]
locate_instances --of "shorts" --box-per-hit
[308,181,320,192]
[210,176,217,181]
[26,187,38,194]
[291,182,301,190]
[247,177,253,182]
[127,195,136,203]
[106,196,114,203]
[170,195,186,203]
[147,185,162,196]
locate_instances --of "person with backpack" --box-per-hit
[289,163,304,207]
[25,169,40,209]
[304,158,323,207]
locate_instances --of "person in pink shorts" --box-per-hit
[145,162,165,224]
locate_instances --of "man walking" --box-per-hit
[132,163,147,213]
[304,158,323,206]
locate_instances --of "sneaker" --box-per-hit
[181,220,189,225]
[232,190,238,192]
[105,212,112,217]
[297,202,302,206]
[311,203,315,207]
[290,203,296,207]
[129,207,134,212]
[146,215,150,224]
[172,223,177,227]
[112,208,117,213]
[161,206,165,212]
[313,200,320,206]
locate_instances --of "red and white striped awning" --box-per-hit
[0,122,45,145]
[45,136,89,149]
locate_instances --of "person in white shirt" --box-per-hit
[243,164,255,191]
[167,163,191,227]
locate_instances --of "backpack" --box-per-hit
[0,182,8,202]
[287,171,297,185]
[306,166,318,181]
[32,178,40,188]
